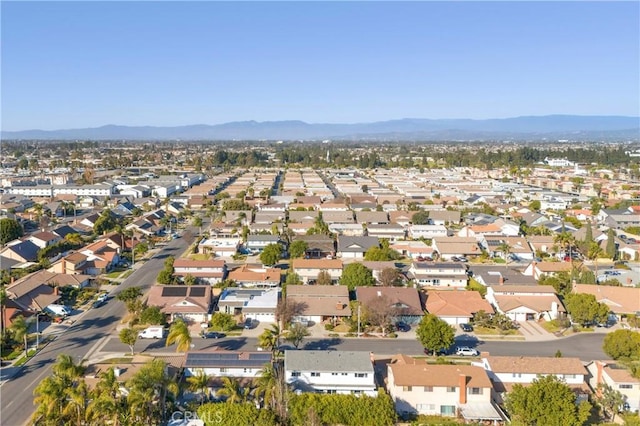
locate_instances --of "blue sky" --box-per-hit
[1,1,639,131]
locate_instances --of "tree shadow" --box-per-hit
[302,338,342,351]
[213,338,249,351]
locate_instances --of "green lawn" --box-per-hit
[105,270,125,279]
[473,326,519,336]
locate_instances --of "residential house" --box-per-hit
[597,208,640,229]
[173,258,227,285]
[47,251,90,275]
[390,241,434,260]
[146,285,212,323]
[27,231,62,250]
[4,270,67,316]
[184,349,272,379]
[523,261,573,280]
[217,287,279,323]
[337,236,379,259]
[481,236,534,260]
[291,258,343,285]
[572,284,640,322]
[80,240,120,274]
[226,264,281,288]
[526,236,557,256]
[474,353,590,404]
[356,287,423,324]
[389,211,416,227]
[355,211,389,225]
[291,235,335,259]
[587,361,640,412]
[253,211,285,225]
[245,235,281,252]
[285,350,377,396]
[328,223,365,237]
[425,290,494,326]
[432,237,481,260]
[428,210,461,226]
[486,285,565,321]
[364,223,406,241]
[457,224,503,239]
[286,285,351,325]
[409,262,468,289]
[360,261,401,284]
[0,240,40,263]
[322,210,355,224]
[387,354,502,422]
[288,210,319,223]
[408,225,448,240]
[198,237,241,258]
[469,266,538,287]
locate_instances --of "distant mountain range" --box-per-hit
[2,115,639,141]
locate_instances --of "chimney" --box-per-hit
[499,276,504,286]
[459,374,467,404]
[54,286,59,296]
[595,362,605,396]
[627,277,632,285]
[114,367,122,377]
[336,302,344,310]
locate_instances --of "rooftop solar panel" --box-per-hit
[189,287,206,297]
[162,287,188,297]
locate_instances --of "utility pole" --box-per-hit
[357,304,361,338]
[131,234,135,269]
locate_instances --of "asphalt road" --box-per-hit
[103,331,609,362]
[0,229,194,426]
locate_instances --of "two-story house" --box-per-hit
[27,231,62,250]
[587,361,640,412]
[291,258,343,285]
[226,264,281,288]
[285,350,377,396]
[408,262,468,289]
[184,349,272,379]
[146,285,212,323]
[408,224,448,240]
[173,258,227,285]
[387,354,502,422]
[474,353,590,404]
[432,237,481,260]
[217,287,279,323]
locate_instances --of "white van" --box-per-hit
[45,304,71,317]
[138,326,164,339]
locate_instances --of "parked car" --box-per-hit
[96,293,109,303]
[244,318,253,329]
[455,347,479,356]
[92,299,106,308]
[37,313,51,322]
[459,323,473,332]
[395,321,411,332]
[138,326,165,339]
[201,331,225,339]
[424,347,450,356]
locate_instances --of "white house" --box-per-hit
[587,361,640,412]
[408,224,448,240]
[184,350,272,378]
[409,262,468,289]
[291,258,343,285]
[485,285,565,322]
[387,354,502,423]
[474,354,590,404]
[217,287,279,323]
[173,258,226,285]
[285,350,377,396]
[198,237,241,258]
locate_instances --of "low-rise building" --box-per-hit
[409,262,468,289]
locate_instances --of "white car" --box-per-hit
[455,347,479,356]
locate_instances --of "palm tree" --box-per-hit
[62,380,89,425]
[32,376,66,423]
[254,365,276,409]
[258,324,281,354]
[186,370,210,404]
[166,318,192,352]
[217,377,248,403]
[497,241,511,265]
[87,368,122,425]
[554,229,575,260]
[587,242,605,280]
[52,353,85,384]
[10,315,28,357]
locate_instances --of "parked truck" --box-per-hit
[45,304,71,317]
[138,326,164,339]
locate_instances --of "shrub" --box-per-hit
[324,323,335,331]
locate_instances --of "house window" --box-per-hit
[512,373,522,378]
[331,373,338,376]
[565,374,576,379]
[470,387,483,395]
[341,373,348,376]
[355,373,368,378]
[244,368,250,373]
[440,405,456,416]
[619,384,633,389]
[446,387,456,393]
[220,368,228,373]
[291,372,301,377]
[416,403,435,411]
[423,386,433,392]
[311,372,320,377]
[403,386,413,392]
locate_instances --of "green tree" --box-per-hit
[218,376,249,403]
[187,370,211,404]
[416,313,455,355]
[285,323,310,349]
[606,228,617,259]
[564,293,610,325]
[210,312,236,331]
[285,271,302,287]
[157,269,174,285]
[411,210,430,225]
[339,262,376,291]
[596,383,625,423]
[258,324,281,354]
[192,216,203,235]
[505,375,591,426]
[529,200,541,212]
[260,243,283,266]
[587,241,605,278]
[140,306,166,325]
[0,218,23,245]
[116,286,143,303]
[379,267,402,287]
[166,318,192,352]
[183,274,197,286]
[603,330,640,360]
[10,315,29,356]
[289,240,308,259]
[94,209,117,235]
[364,246,400,261]
[119,327,138,355]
